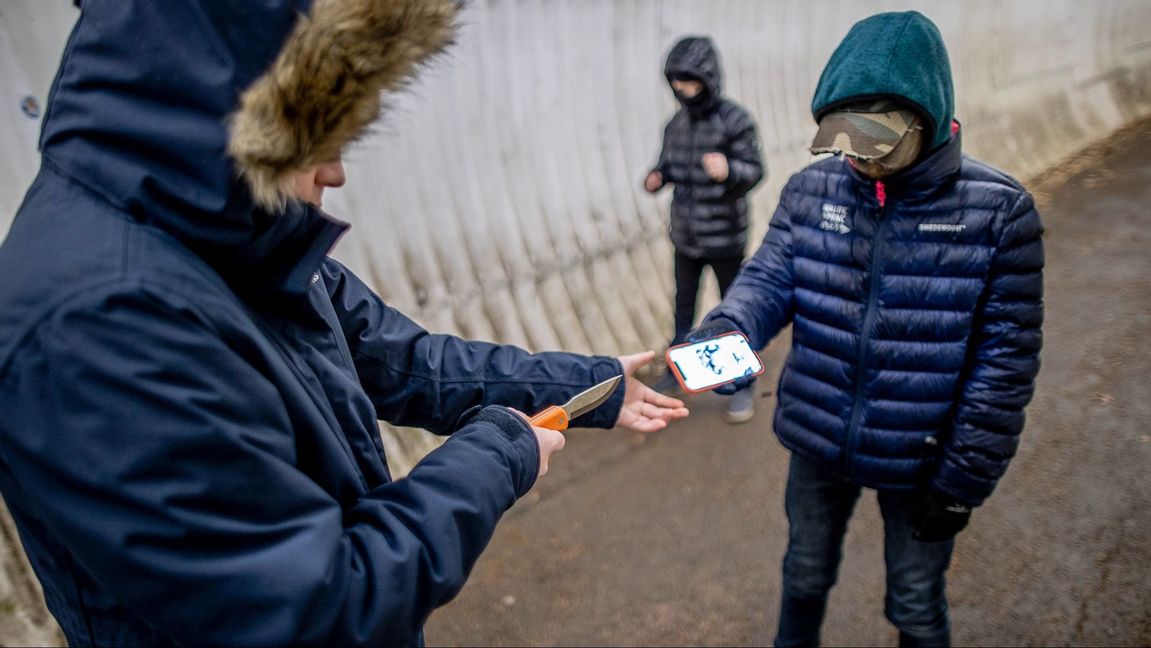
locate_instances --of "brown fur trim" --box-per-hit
[228,0,460,210]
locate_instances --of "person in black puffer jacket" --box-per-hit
[689,12,1043,647]
[645,35,764,423]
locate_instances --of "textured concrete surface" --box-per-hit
[424,120,1151,647]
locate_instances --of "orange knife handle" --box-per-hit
[528,405,569,431]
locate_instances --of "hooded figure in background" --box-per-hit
[687,11,1043,646]
[0,1,687,645]
[644,35,765,423]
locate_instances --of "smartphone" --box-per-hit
[665,331,765,393]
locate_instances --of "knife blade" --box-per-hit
[528,375,622,431]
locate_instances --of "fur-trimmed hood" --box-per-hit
[39,0,458,295]
[229,0,460,210]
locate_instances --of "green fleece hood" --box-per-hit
[811,11,954,150]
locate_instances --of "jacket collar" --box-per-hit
[214,201,350,301]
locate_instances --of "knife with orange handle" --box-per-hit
[528,375,622,431]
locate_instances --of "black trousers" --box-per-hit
[672,250,743,345]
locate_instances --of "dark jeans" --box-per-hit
[671,250,743,345]
[775,454,954,648]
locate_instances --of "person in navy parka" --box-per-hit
[688,12,1044,646]
[0,1,688,645]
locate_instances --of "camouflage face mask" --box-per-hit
[848,121,925,179]
[810,100,924,177]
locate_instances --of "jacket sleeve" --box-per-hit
[931,193,1045,506]
[657,115,695,186]
[651,119,674,185]
[9,286,538,646]
[706,182,797,349]
[320,259,624,432]
[723,107,764,195]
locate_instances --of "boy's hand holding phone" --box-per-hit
[669,318,763,395]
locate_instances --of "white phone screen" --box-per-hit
[666,332,764,392]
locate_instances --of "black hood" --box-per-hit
[664,36,723,115]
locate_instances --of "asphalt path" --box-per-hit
[425,120,1151,647]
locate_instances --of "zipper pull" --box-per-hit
[875,180,887,208]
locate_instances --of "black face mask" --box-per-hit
[674,86,710,108]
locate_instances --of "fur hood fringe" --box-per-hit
[229,0,460,210]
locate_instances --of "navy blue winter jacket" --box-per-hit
[708,11,1043,507]
[0,2,622,646]
[709,127,1044,506]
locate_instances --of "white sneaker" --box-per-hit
[725,388,755,424]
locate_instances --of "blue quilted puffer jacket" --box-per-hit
[709,126,1044,506]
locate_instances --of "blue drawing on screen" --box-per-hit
[694,342,756,380]
[695,342,724,376]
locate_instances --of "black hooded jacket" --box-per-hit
[652,36,765,258]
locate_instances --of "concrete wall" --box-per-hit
[0,1,1149,643]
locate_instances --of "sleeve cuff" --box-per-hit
[461,406,540,497]
[570,357,625,429]
[929,459,992,507]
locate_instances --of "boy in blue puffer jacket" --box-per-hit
[689,11,1043,646]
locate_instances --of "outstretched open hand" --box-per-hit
[614,351,690,433]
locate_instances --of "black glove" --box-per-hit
[912,489,973,543]
[685,316,740,343]
[685,316,751,395]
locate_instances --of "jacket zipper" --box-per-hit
[842,180,887,478]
